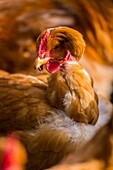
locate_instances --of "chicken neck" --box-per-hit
[47,59,99,125]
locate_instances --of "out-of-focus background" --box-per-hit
[0,1,113,169]
[0,0,113,103]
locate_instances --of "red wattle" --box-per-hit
[46,60,60,73]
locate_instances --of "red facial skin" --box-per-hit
[46,51,72,73]
[38,30,50,57]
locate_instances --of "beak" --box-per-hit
[34,57,50,70]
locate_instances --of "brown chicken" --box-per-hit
[34,26,99,124]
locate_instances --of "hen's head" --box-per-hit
[34,26,85,73]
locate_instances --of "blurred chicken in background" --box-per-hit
[0,135,26,170]
[0,0,113,102]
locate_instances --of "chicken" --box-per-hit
[49,111,113,170]
[34,26,98,124]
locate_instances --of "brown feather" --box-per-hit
[0,72,52,132]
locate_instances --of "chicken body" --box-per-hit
[47,61,98,124]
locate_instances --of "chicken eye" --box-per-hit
[54,44,60,50]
